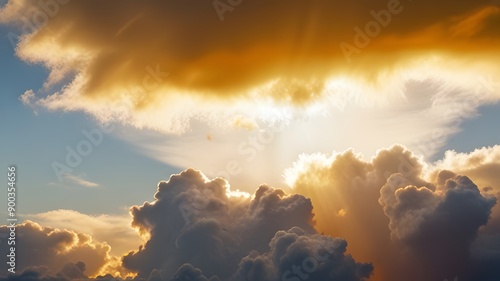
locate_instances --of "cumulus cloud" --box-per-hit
[25,209,143,256]
[52,173,100,188]
[169,264,220,281]
[380,171,496,280]
[429,145,500,191]
[427,145,500,281]
[122,168,372,280]
[0,221,116,277]
[1,0,500,133]
[0,264,85,281]
[1,148,498,281]
[234,227,373,281]
[285,145,499,281]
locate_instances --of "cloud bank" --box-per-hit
[286,145,499,281]
[1,146,499,280]
[25,209,142,256]
[1,0,500,133]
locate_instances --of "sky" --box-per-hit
[0,0,499,281]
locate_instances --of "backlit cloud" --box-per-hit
[123,168,373,280]
[0,221,117,277]
[285,145,499,281]
[58,173,99,188]
[0,151,498,280]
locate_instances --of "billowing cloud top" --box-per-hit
[2,0,500,133]
[286,145,500,281]
[0,221,114,277]
[123,168,372,280]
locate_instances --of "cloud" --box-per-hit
[1,0,500,133]
[380,171,496,279]
[61,173,99,188]
[234,227,373,281]
[429,145,500,190]
[0,264,85,281]
[285,145,499,281]
[0,221,117,277]
[428,145,500,234]
[48,173,100,188]
[125,80,498,190]
[427,145,500,281]
[57,262,87,280]
[122,168,372,280]
[170,264,220,281]
[25,209,142,256]
[1,151,498,280]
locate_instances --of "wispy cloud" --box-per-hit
[50,173,100,188]
[64,173,99,187]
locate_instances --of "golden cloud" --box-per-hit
[2,0,500,133]
[0,221,122,277]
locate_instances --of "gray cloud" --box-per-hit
[2,0,500,133]
[2,146,498,281]
[0,221,114,277]
[123,168,372,281]
[380,171,497,280]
